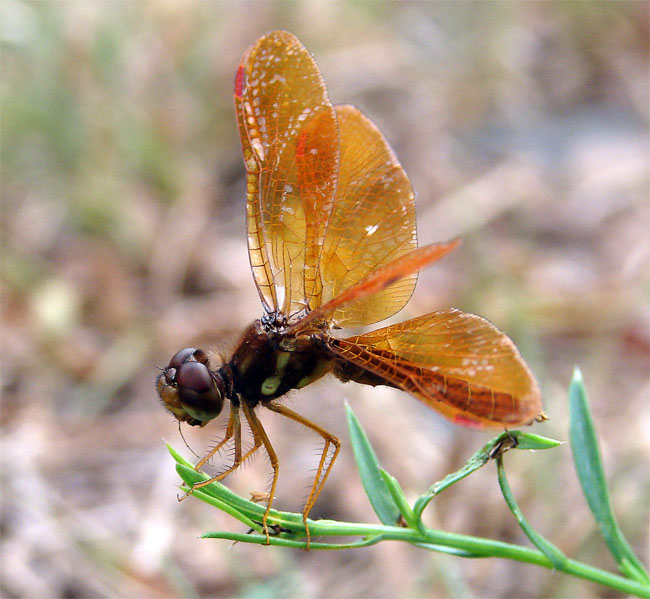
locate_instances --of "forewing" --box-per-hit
[234,31,339,317]
[319,105,417,326]
[329,309,542,428]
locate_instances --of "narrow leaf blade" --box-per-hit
[514,432,562,451]
[497,457,567,568]
[568,367,650,584]
[346,403,400,525]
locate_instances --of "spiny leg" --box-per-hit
[265,402,341,549]
[241,401,279,545]
[195,404,239,472]
[181,405,262,498]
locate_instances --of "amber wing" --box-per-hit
[234,30,339,318]
[235,32,424,328]
[320,105,418,327]
[327,309,542,428]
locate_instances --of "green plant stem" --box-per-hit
[167,389,650,599]
[200,520,649,597]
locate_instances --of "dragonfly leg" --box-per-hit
[182,405,262,498]
[194,405,239,472]
[265,402,340,549]
[241,401,279,545]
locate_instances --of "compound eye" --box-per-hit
[192,349,210,365]
[168,347,200,369]
[175,361,223,423]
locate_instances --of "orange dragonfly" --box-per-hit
[156,30,543,546]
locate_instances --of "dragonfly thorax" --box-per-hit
[228,321,333,406]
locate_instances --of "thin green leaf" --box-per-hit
[166,442,194,468]
[186,485,259,530]
[514,432,562,451]
[201,530,384,550]
[497,457,567,568]
[379,469,417,528]
[413,435,492,519]
[569,367,650,585]
[345,403,400,525]
[174,463,264,519]
[413,430,559,521]
[168,444,306,536]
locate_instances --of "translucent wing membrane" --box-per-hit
[235,33,421,327]
[320,105,418,327]
[291,240,461,335]
[235,31,339,317]
[329,309,542,427]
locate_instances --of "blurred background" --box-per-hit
[2,2,648,598]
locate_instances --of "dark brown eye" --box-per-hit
[192,349,210,365]
[157,347,224,425]
[175,360,223,423]
[168,347,201,369]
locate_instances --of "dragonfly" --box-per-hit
[156,30,543,547]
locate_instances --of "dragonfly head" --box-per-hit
[156,348,225,426]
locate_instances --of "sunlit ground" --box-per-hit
[2,2,648,598]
